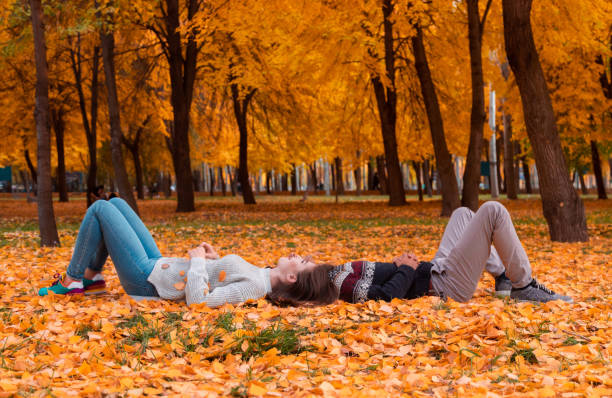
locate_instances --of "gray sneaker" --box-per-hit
[510,279,573,303]
[494,272,512,297]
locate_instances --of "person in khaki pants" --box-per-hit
[270,201,573,306]
[430,201,572,303]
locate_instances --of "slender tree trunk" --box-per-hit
[163,172,171,198]
[192,168,201,192]
[412,161,423,201]
[577,170,588,195]
[30,0,59,246]
[291,165,297,195]
[590,140,607,199]
[423,160,433,197]
[412,26,460,216]
[228,166,237,196]
[522,156,532,194]
[334,157,345,195]
[266,171,272,194]
[462,0,492,210]
[496,131,503,194]
[24,149,37,187]
[231,84,256,205]
[503,0,587,241]
[311,163,318,193]
[219,167,227,196]
[51,108,68,202]
[367,158,374,190]
[281,174,288,192]
[123,138,144,200]
[354,167,362,196]
[376,155,388,194]
[503,110,518,199]
[70,38,99,207]
[99,9,138,214]
[160,0,198,212]
[513,141,521,193]
[370,0,406,206]
[209,167,215,196]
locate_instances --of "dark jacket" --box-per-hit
[328,260,434,303]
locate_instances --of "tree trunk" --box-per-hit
[291,165,297,195]
[228,166,237,196]
[354,167,362,196]
[192,168,201,192]
[219,167,227,196]
[311,163,318,193]
[334,157,345,195]
[423,160,433,197]
[496,131,503,194]
[590,140,607,199]
[30,0,59,246]
[231,84,257,205]
[577,170,588,195]
[24,149,37,192]
[160,0,198,212]
[209,167,215,196]
[69,38,99,207]
[121,119,147,200]
[99,10,138,214]
[503,110,518,199]
[412,26,460,216]
[376,155,388,194]
[51,108,68,202]
[266,171,272,194]
[370,0,406,206]
[125,139,144,200]
[502,0,587,241]
[412,161,423,201]
[522,155,532,194]
[462,0,492,210]
[163,172,171,198]
[367,158,374,190]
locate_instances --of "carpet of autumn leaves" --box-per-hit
[0,195,610,397]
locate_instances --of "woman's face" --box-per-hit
[276,253,317,284]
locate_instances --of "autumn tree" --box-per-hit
[369,0,406,206]
[29,0,60,246]
[98,2,139,214]
[411,25,460,216]
[502,0,588,241]
[68,34,100,207]
[461,0,493,210]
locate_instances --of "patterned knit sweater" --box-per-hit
[147,254,271,307]
[328,261,434,303]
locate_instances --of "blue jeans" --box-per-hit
[66,198,161,296]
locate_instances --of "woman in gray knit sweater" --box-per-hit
[38,198,336,307]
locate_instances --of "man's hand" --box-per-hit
[393,252,419,269]
[199,242,220,260]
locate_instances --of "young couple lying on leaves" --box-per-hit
[39,198,572,305]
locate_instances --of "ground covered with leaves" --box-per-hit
[0,195,610,397]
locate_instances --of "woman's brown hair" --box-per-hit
[267,264,339,307]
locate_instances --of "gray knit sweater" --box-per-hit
[147,254,271,307]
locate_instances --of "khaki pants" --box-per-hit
[431,202,532,302]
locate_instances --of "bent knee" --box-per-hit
[450,206,474,220]
[109,197,126,206]
[90,198,112,212]
[480,201,507,214]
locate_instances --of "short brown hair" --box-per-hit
[267,264,338,307]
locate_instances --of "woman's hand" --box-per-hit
[199,242,220,260]
[188,246,207,259]
[393,252,419,269]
